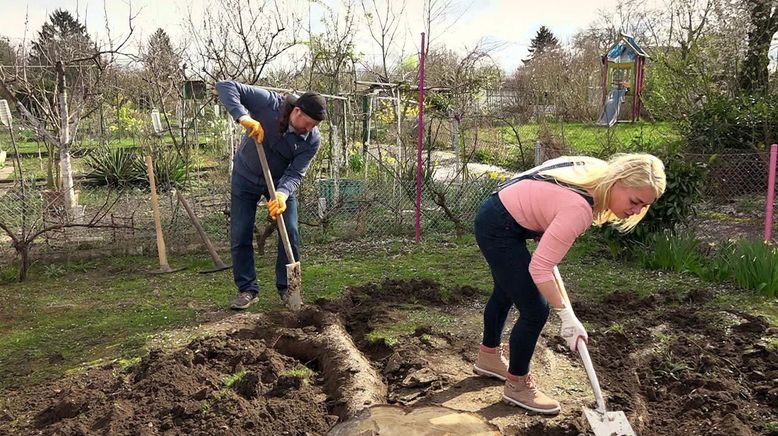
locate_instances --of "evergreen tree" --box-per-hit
[30,9,93,65]
[142,28,182,110]
[29,9,94,90]
[0,36,16,66]
[145,29,180,78]
[524,25,559,64]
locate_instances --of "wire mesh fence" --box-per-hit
[1,116,776,269]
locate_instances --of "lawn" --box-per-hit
[0,233,775,394]
[468,121,682,170]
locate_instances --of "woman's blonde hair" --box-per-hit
[537,153,666,232]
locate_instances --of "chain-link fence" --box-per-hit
[686,150,777,242]
[2,114,776,270]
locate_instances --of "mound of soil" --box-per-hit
[2,336,334,435]
[1,278,776,436]
[574,288,778,435]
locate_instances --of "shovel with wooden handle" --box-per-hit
[553,266,635,436]
[253,138,303,311]
[174,189,230,274]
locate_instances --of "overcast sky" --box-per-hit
[3,0,634,72]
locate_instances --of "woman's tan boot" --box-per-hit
[502,373,561,414]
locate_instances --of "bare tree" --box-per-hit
[185,0,302,83]
[0,7,139,281]
[421,0,469,57]
[0,8,136,218]
[359,0,407,81]
[139,28,188,155]
[0,186,131,281]
[309,0,359,95]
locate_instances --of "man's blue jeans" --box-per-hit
[230,171,300,296]
[474,193,550,377]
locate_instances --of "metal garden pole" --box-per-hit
[415,32,426,243]
[765,143,777,241]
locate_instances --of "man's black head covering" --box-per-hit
[287,92,326,121]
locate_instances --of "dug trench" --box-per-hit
[0,279,775,435]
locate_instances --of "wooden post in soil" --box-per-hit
[145,155,183,274]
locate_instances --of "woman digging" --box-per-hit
[472,153,666,414]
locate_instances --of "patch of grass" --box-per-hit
[283,365,315,386]
[698,210,758,224]
[365,309,455,346]
[476,121,680,168]
[604,323,625,334]
[0,234,775,395]
[223,369,247,388]
[654,331,673,346]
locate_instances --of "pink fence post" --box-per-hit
[415,32,426,243]
[765,144,777,241]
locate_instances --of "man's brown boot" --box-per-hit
[502,373,561,414]
[473,346,509,381]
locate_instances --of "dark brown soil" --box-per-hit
[1,278,776,435]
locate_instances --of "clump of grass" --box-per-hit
[222,369,247,388]
[726,240,778,298]
[640,232,778,298]
[638,231,702,274]
[283,365,314,386]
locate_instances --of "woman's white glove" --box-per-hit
[555,305,588,352]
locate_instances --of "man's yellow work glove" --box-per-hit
[239,116,264,143]
[267,192,287,220]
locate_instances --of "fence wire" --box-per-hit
[1,120,776,266]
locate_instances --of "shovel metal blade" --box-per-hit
[285,261,302,311]
[583,407,635,436]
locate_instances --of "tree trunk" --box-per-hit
[56,61,76,219]
[17,243,30,282]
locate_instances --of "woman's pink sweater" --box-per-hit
[498,179,593,283]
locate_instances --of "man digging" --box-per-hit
[216,80,326,310]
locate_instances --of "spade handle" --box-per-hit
[253,139,295,263]
[553,266,607,413]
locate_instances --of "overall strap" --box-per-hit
[496,161,594,206]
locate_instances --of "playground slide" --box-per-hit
[596,88,627,127]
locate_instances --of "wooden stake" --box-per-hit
[145,155,178,274]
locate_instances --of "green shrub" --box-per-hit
[84,146,143,187]
[600,155,707,250]
[683,94,778,152]
[348,153,364,173]
[473,149,494,164]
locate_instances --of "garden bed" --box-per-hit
[1,278,775,435]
